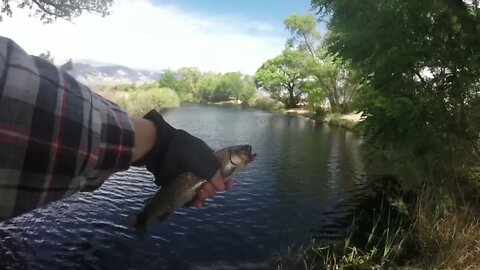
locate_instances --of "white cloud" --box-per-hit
[0,0,285,74]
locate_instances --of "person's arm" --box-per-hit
[0,36,137,219]
[130,116,157,163]
[0,36,226,220]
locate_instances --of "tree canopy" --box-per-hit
[0,0,112,23]
[312,0,480,174]
[255,48,311,108]
[255,13,362,111]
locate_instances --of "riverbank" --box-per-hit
[284,108,363,131]
[96,87,363,131]
[275,174,480,270]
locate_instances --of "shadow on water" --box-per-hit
[0,226,33,270]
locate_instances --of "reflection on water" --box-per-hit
[0,105,367,269]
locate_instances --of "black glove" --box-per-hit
[131,109,219,187]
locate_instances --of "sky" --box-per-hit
[0,0,318,75]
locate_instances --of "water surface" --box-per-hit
[0,105,366,270]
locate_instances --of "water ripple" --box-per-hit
[0,105,366,269]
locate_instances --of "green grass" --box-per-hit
[275,200,409,270]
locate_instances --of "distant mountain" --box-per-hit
[67,63,162,86]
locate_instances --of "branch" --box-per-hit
[31,0,108,21]
[31,0,61,17]
[345,82,361,105]
[414,69,427,84]
[302,33,317,59]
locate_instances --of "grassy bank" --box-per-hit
[274,175,480,269]
[96,86,180,116]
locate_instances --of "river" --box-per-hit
[0,105,367,270]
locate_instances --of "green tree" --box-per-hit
[310,49,363,113]
[60,58,73,71]
[178,67,201,97]
[197,72,220,102]
[158,70,186,92]
[239,75,257,103]
[284,14,362,113]
[213,72,243,102]
[0,0,112,23]
[38,50,55,63]
[254,48,311,108]
[312,0,480,174]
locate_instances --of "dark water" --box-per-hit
[0,105,367,270]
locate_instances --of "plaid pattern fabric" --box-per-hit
[0,36,134,220]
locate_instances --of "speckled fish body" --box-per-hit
[131,145,256,236]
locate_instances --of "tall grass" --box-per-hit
[275,179,480,270]
[324,113,358,131]
[97,87,180,116]
[247,96,284,112]
[275,200,410,270]
[412,184,480,269]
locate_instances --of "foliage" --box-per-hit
[158,69,256,103]
[106,84,137,92]
[197,72,220,102]
[178,67,201,97]
[412,184,480,269]
[239,76,257,103]
[128,88,179,116]
[0,0,112,23]
[97,87,180,116]
[38,50,55,63]
[254,48,311,108]
[247,96,284,112]
[312,0,480,179]
[255,13,362,112]
[275,201,409,269]
[158,70,186,93]
[284,14,363,113]
[59,58,73,71]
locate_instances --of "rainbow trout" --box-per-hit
[130,145,256,237]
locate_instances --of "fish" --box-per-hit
[130,144,256,238]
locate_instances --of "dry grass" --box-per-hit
[413,186,480,270]
[274,181,480,270]
[95,87,180,116]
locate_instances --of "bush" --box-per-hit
[97,87,180,116]
[128,88,180,116]
[247,96,284,112]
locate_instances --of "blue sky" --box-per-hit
[0,0,321,74]
[155,0,316,30]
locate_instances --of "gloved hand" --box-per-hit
[131,109,220,187]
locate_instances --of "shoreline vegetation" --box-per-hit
[7,0,478,269]
[95,85,362,130]
[91,6,480,268]
[96,81,479,270]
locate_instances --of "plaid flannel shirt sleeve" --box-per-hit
[0,37,135,220]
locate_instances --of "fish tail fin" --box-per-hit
[129,214,147,240]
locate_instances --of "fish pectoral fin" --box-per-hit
[157,212,171,222]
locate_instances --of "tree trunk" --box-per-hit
[286,87,298,108]
[327,95,341,113]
